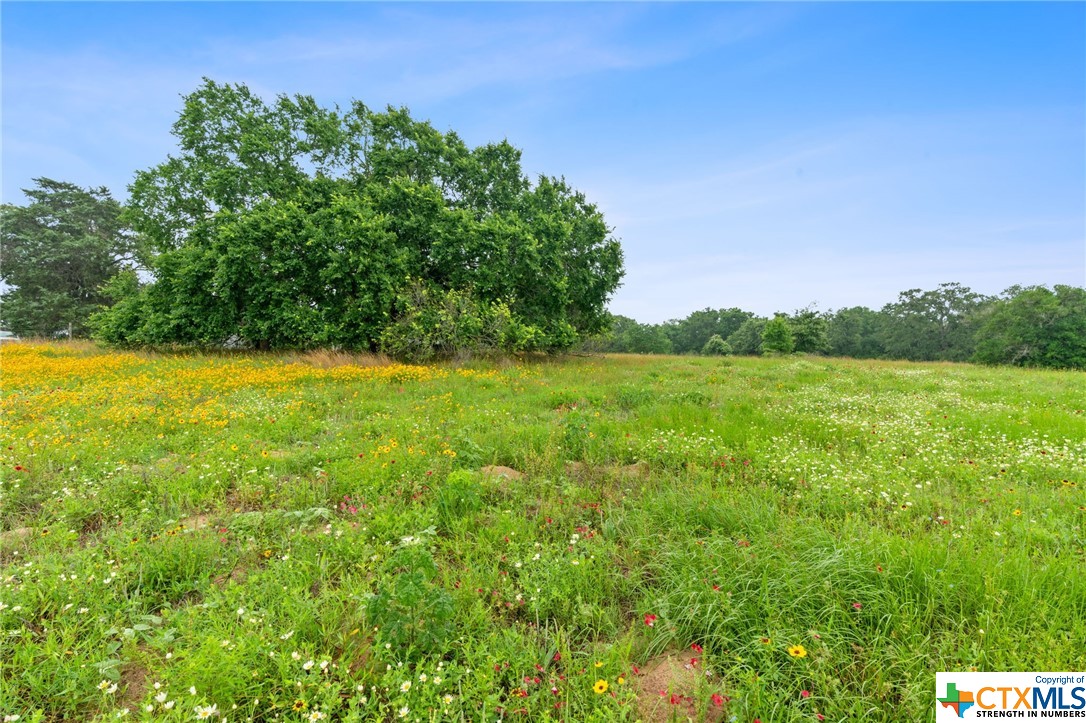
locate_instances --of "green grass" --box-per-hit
[1,344,1083,722]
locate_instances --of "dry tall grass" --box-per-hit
[288,349,392,368]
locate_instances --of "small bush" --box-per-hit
[378,281,544,362]
[701,334,731,356]
[761,314,795,355]
[365,541,454,660]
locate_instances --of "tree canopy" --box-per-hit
[879,282,989,362]
[1,178,134,337]
[973,285,1086,368]
[591,281,1084,370]
[93,79,624,355]
[761,314,795,355]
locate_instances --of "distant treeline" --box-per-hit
[586,282,1086,370]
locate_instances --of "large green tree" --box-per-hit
[972,285,1086,369]
[94,80,623,354]
[761,314,795,355]
[1,179,134,337]
[788,307,830,354]
[726,317,767,356]
[827,306,886,358]
[879,282,989,361]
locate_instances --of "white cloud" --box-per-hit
[4,5,776,200]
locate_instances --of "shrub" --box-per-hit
[761,314,795,355]
[378,281,543,361]
[701,334,731,356]
[365,542,454,661]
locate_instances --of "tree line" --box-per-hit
[2,80,623,359]
[1,80,1082,368]
[591,281,1086,369]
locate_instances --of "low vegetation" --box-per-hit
[599,284,1086,370]
[2,343,1083,721]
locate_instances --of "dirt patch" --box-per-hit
[0,527,34,546]
[180,514,213,530]
[480,465,525,481]
[633,652,726,723]
[118,660,149,710]
[617,461,650,479]
[565,461,588,478]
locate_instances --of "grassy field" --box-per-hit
[1,343,1083,722]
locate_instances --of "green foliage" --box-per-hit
[94,79,623,353]
[880,282,989,361]
[827,306,886,358]
[595,314,673,354]
[87,270,145,347]
[726,317,767,355]
[973,285,1086,369]
[435,470,484,530]
[664,307,752,354]
[788,307,829,354]
[366,540,455,660]
[701,334,731,356]
[0,178,134,337]
[378,281,544,361]
[761,314,795,355]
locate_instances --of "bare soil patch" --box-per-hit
[0,526,34,546]
[480,465,525,481]
[118,659,149,710]
[633,652,725,723]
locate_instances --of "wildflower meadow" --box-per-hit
[1,343,1083,722]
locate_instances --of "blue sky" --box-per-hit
[3,2,1083,321]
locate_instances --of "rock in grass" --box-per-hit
[480,465,525,480]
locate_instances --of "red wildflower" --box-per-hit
[691,643,703,653]
[852,602,862,610]
[711,693,725,707]
[800,690,811,698]
[644,613,657,627]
